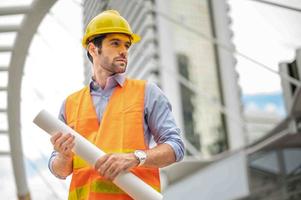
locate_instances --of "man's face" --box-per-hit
[91,33,132,75]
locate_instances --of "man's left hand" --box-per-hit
[94,153,139,181]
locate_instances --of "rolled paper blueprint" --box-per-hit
[33,109,163,200]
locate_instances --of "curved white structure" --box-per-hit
[0,0,57,199]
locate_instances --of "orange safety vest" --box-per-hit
[65,79,161,200]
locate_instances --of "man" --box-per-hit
[49,10,184,200]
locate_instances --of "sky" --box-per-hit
[228,0,301,116]
[229,0,301,95]
[1,0,301,199]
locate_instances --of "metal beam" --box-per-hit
[247,0,301,13]
[0,151,10,156]
[0,66,8,71]
[0,87,7,91]
[0,25,20,32]
[0,108,7,112]
[0,6,30,16]
[0,46,13,52]
[0,130,8,134]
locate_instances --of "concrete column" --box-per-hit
[154,0,184,133]
[210,0,245,149]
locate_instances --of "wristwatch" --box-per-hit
[134,150,147,166]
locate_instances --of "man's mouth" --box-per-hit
[116,59,127,63]
[115,59,127,66]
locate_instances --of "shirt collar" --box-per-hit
[114,73,126,87]
[90,74,126,91]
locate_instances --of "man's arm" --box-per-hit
[48,100,74,179]
[144,143,176,168]
[145,82,185,163]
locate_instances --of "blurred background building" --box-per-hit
[0,0,300,199]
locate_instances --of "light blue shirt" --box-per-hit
[49,74,185,178]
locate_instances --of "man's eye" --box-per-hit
[112,41,119,46]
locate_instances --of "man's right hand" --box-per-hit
[50,132,75,160]
[50,132,75,178]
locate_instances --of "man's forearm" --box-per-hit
[143,143,176,168]
[52,154,73,178]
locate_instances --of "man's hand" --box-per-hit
[95,153,139,181]
[50,132,75,160]
[49,132,75,178]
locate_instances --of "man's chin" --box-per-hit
[116,66,127,73]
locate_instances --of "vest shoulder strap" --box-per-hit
[65,86,89,124]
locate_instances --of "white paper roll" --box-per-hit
[33,109,163,200]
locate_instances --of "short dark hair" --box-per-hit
[87,34,107,63]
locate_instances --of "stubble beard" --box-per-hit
[97,49,127,74]
[99,56,127,75]
[113,61,127,73]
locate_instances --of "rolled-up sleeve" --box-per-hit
[145,82,185,162]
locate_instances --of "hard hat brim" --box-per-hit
[82,32,141,49]
[131,33,141,44]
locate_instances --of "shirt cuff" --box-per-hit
[48,151,68,180]
[164,141,185,162]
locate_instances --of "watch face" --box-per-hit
[135,150,146,165]
[134,150,147,166]
[137,151,145,157]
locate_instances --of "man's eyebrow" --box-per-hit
[109,38,121,42]
[109,38,132,46]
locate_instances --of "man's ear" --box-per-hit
[87,42,97,57]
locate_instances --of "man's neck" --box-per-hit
[94,71,116,89]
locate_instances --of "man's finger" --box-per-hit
[55,133,72,149]
[61,135,75,148]
[107,164,121,180]
[50,132,62,145]
[95,154,109,170]
[99,158,112,175]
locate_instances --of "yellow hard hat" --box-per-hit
[82,10,141,48]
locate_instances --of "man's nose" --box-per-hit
[119,46,128,57]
